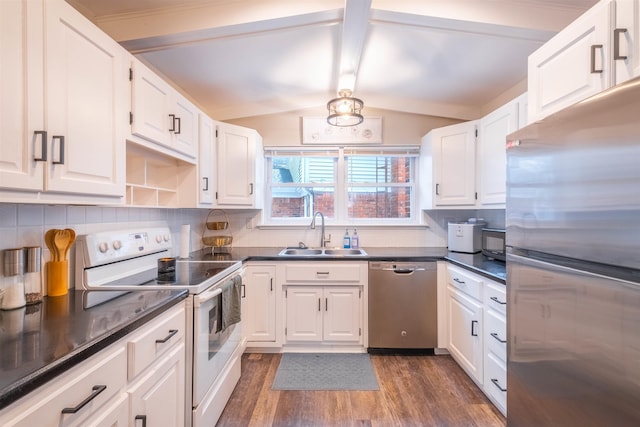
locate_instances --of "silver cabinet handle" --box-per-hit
[203,177,209,191]
[61,385,106,414]
[249,183,254,195]
[52,135,65,165]
[490,332,507,344]
[169,114,176,132]
[491,378,507,392]
[590,44,604,73]
[33,130,47,161]
[453,277,465,284]
[155,329,178,344]
[490,296,507,305]
[614,28,628,60]
[318,298,321,311]
[471,320,479,337]
[135,415,147,427]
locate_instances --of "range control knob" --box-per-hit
[163,234,170,242]
[112,240,122,250]
[98,242,109,253]
[156,235,163,244]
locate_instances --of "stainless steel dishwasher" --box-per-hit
[368,261,437,352]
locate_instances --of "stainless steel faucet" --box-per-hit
[310,211,330,247]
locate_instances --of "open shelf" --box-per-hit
[125,142,196,207]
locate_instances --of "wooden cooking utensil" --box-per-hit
[62,228,76,261]
[45,229,58,261]
[53,229,71,262]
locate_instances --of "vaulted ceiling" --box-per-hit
[67,0,598,121]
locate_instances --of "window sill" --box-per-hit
[256,223,429,230]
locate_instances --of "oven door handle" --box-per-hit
[195,287,223,306]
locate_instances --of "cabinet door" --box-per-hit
[0,0,43,191]
[323,287,361,342]
[216,123,257,206]
[128,342,185,427]
[44,0,125,196]
[198,114,215,206]
[614,0,640,85]
[528,0,613,121]
[243,265,276,342]
[171,92,198,158]
[131,60,172,146]
[285,286,323,342]
[432,121,477,206]
[477,100,518,206]
[447,286,483,384]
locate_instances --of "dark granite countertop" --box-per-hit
[191,246,505,284]
[0,289,187,410]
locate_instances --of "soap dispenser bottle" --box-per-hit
[351,229,359,249]
[343,229,351,249]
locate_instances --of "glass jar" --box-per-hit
[24,246,43,304]
[2,248,26,310]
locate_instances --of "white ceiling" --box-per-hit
[66,0,598,121]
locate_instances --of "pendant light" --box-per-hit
[327,89,364,126]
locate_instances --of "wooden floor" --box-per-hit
[217,353,506,427]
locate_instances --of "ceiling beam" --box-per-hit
[337,0,372,93]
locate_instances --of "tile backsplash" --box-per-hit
[0,203,505,295]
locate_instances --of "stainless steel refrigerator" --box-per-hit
[505,77,640,426]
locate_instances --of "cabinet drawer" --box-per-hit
[447,265,483,301]
[0,345,126,427]
[127,302,185,379]
[485,281,507,314]
[485,309,507,361]
[484,352,507,414]
[284,263,362,283]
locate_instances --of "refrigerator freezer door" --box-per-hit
[506,77,640,270]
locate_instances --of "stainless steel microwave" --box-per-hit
[482,228,506,261]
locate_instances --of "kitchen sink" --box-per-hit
[278,247,367,257]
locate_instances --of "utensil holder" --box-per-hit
[47,260,68,296]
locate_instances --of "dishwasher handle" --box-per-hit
[388,267,425,274]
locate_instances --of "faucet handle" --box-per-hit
[298,241,308,249]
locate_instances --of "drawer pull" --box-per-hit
[135,414,147,427]
[491,378,507,392]
[61,385,106,414]
[155,329,178,344]
[490,332,507,344]
[453,277,465,284]
[490,296,507,305]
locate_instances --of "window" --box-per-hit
[265,147,418,225]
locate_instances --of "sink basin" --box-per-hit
[323,249,367,256]
[279,248,323,256]
[278,248,367,257]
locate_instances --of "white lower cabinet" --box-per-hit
[285,286,361,343]
[280,262,367,348]
[243,263,277,343]
[484,281,507,416]
[447,284,484,384]
[128,342,186,427]
[0,345,128,426]
[0,301,186,427]
[445,263,507,416]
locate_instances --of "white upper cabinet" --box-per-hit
[130,59,198,161]
[197,114,216,207]
[420,121,478,208]
[215,122,264,208]
[529,0,640,122]
[0,0,126,202]
[477,99,519,207]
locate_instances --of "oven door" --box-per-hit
[192,279,242,406]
